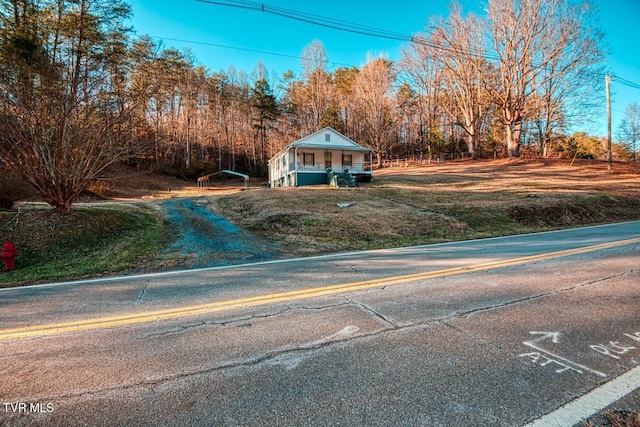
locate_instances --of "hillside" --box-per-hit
[1,159,639,287]
[212,159,640,254]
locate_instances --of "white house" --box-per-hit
[268,127,374,187]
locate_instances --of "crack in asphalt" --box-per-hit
[437,269,637,357]
[452,270,634,323]
[347,299,398,328]
[141,314,283,338]
[18,323,396,404]
[0,349,33,360]
[140,301,358,338]
[136,283,148,304]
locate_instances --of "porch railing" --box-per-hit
[291,162,372,173]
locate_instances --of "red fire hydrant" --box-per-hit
[1,241,17,271]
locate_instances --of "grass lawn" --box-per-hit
[0,204,167,287]
[212,159,640,255]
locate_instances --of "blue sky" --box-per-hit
[126,0,640,138]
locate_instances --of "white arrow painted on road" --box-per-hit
[528,331,560,344]
[523,332,607,378]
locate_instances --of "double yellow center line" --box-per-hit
[1,237,638,341]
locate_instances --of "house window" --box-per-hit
[303,152,315,166]
[325,133,331,142]
[324,150,332,170]
[342,153,352,167]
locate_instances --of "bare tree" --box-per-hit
[529,0,605,156]
[0,0,140,212]
[430,5,489,157]
[618,102,640,162]
[486,0,544,157]
[301,39,328,78]
[486,0,605,157]
[395,82,424,158]
[401,37,446,159]
[353,57,397,166]
[297,40,334,133]
[333,66,359,135]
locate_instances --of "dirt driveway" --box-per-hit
[159,197,284,268]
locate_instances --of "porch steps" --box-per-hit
[328,170,357,188]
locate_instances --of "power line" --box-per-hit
[185,0,618,79]
[611,75,640,90]
[196,0,411,42]
[195,0,503,64]
[145,35,355,69]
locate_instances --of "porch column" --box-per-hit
[294,147,298,187]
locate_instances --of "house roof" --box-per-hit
[283,127,373,153]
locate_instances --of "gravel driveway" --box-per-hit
[160,198,283,268]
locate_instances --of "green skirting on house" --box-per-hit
[296,172,327,186]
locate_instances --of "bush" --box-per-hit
[0,168,35,209]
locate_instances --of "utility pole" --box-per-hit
[606,74,612,171]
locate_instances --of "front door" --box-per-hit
[324,150,332,170]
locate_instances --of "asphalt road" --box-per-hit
[1,222,639,426]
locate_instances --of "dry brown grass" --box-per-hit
[583,409,640,426]
[211,159,640,255]
[373,158,640,198]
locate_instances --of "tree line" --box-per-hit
[0,0,636,212]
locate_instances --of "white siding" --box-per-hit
[268,151,289,187]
